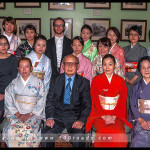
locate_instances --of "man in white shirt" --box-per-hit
[45,17,73,78]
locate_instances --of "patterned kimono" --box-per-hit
[16,41,34,59]
[92,53,125,79]
[110,43,126,75]
[26,51,52,91]
[86,72,132,147]
[3,32,22,55]
[60,53,93,84]
[129,79,150,147]
[82,39,98,62]
[3,73,45,147]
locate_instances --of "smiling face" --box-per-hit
[0,38,9,54]
[3,21,14,35]
[54,19,65,37]
[140,60,150,80]
[34,39,46,55]
[98,42,110,58]
[71,39,84,56]
[80,28,92,43]
[129,30,140,45]
[25,28,36,42]
[107,30,118,46]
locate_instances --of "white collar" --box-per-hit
[143,78,150,85]
[105,73,113,84]
[3,32,13,42]
[110,43,116,52]
[20,74,31,86]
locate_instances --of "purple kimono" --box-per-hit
[129,78,150,147]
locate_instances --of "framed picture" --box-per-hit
[15,18,41,40]
[0,2,5,9]
[121,2,147,10]
[0,17,4,35]
[84,18,110,41]
[84,2,111,9]
[50,18,73,39]
[48,2,75,10]
[15,2,41,8]
[121,19,147,42]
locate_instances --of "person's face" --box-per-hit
[72,39,83,56]
[34,39,46,55]
[25,29,36,42]
[63,56,79,77]
[140,60,150,79]
[107,30,117,45]
[102,58,115,76]
[98,42,110,58]
[54,20,65,35]
[18,60,33,79]
[80,28,92,43]
[3,21,14,34]
[0,38,9,54]
[129,30,140,44]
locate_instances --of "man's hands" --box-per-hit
[46,119,55,128]
[138,118,150,130]
[72,120,83,129]
[0,94,4,101]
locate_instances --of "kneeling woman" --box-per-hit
[129,56,150,147]
[86,54,132,147]
[3,58,46,147]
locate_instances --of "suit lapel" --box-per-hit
[61,36,67,63]
[52,37,57,68]
[59,74,65,104]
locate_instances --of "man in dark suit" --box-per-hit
[42,54,91,147]
[45,17,73,78]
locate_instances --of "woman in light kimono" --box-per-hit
[16,24,37,59]
[80,24,98,62]
[2,16,22,55]
[92,37,125,79]
[129,56,150,147]
[60,36,93,84]
[106,27,126,74]
[26,35,52,91]
[3,57,46,147]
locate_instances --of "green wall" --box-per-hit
[1,2,150,49]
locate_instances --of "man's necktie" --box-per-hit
[64,78,72,105]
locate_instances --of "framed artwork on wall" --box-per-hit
[84,18,110,41]
[50,18,73,39]
[0,17,5,35]
[121,2,147,10]
[84,2,111,9]
[15,18,41,40]
[0,2,5,9]
[48,2,75,10]
[14,2,41,8]
[121,19,147,42]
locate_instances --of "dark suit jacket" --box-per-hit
[45,73,91,125]
[45,36,73,78]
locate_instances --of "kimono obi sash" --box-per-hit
[98,95,119,110]
[125,62,138,72]
[78,72,84,77]
[138,99,150,114]
[32,71,45,80]
[15,94,38,113]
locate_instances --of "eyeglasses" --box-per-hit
[0,43,9,46]
[129,34,139,37]
[141,67,150,71]
[64,62,78,67]
[54,24,64,27]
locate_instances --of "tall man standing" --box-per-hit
[45,17,73,78]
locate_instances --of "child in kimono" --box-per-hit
[129,56,150,147]
[80,24,98,62]
[60,36,93,84]
[86,54,132,147]
[3,57,46,147]
[2,16,22,55]
[26,35,52,91]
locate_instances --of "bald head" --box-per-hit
[63,54,79,64]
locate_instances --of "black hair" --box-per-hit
[72,36,84,47]
[128,25,142,36]
[33,35,47,49]
[97,37,111,50]
[53,17,65,27]
[102,54,116,65]
[0,35,10,49]
[81,24,92,34]
[24,24,37,34]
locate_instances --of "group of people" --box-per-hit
[0,16,150,148]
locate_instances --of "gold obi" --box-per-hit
[138,99,150,114]
[99,95,119,110]
[15,94,38,113]
[125,62,138,72]
[32,71,45,80]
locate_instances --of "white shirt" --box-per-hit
[105,73,113,84]
[55,35,64,68]
[20,74,31,86]
[3,32,13,43]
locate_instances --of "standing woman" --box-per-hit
[86,54,132,147]
[129,56,150,147]
[2,16,22,55]
[0,35,18,122]
[16,24,37,59]
[80,24,98,62]
[60,36,93,84]
[123,25,147,110]
[106,27,126,74]
[26,35,52,92]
